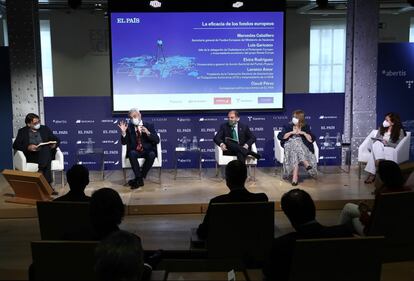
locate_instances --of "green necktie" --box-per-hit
[231,126,238,142]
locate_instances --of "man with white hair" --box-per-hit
[118,109,159,189]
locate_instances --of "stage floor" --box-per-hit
[0,166,375,218]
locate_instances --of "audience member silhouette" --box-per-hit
[95,230,149,281]
[90,188,125,240]
[263,189,352,281]
[54,164,91,202]
[339,160,412,235]
[197,160,268,239]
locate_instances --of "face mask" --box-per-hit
[131,118,141,126]
[33,124,41,130]
[292,117,299,125]
[228,120,237,126]
[382,120,390,128]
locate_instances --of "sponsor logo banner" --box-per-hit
[45,94,344,170]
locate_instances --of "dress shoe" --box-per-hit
[137,177,144,187]
[130,183,141,190]
[51,190,59,196]
[130,178,144,190]
[128,179,137,187]
[249,151,261,160]
[291,181,298,186]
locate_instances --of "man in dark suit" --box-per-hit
[214,110,260,163]
[54,164,91,202]
[118,108,160,189]
[263,189,353,281]
[197,160,268,239]
[12,113,60,185]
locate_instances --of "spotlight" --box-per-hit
[94,3,103,11]
[232,1,244,8]
[149,1,162,8]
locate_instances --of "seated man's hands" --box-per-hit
[28,144,38,152]
[220,143,227,151]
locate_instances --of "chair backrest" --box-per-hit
[36,201,94,240]
[31,240,98,280]
[367,191,414,261]
[274,130,283,163]
[289,237,384,281]
[207,201,274,265]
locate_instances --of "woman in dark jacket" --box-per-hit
[278,110,317,186]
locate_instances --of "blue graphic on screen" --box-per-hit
[110,12,284,111]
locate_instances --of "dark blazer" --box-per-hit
[13,125,60,162]
[263,222,353,281]
[214,122,256,148]
[121,122,160,157]
[197,188,269,239]
[277,124,316,154]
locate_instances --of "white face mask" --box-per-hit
[382,120,391,128]
[33,124,41,130]
[292,117,299,125]
[131,118,141,126]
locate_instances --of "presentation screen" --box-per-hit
[110,11,284,112]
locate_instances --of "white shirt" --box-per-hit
[383,131,391,142]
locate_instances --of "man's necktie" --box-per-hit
[136,129,143,152]
[231,126,238,142]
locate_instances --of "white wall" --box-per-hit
[46,10,110,96]
[43,9,413,96]
[379,14,412,42]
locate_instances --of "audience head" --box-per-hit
[25,113,41,130]
[378,160,404,189]
[227,110,240,126]
[281,189,316,228]
[66,164,90,192]
[90,188,125,239]
[292,109,306,128]
[95,230,144,281]
[225,160,247,190]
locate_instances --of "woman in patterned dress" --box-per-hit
[277,110,318,186]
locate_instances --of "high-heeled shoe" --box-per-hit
[291,181,298,186]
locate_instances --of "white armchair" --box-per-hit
[214,141,258,181]
[12,139,65,188]
[358,130,411,178]
[121,133,162,184]
[274,130,319,178]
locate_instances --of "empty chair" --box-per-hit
[36,201,94,240]
[289,237,384,281]
[207,201,274,267]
